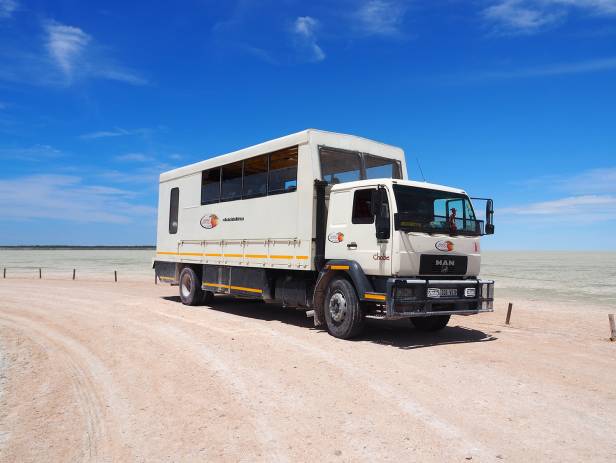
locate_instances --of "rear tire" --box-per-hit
[323,277,365,339]
[411,315,450,332]
[179,267,203,306]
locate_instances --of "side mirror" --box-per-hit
[485,199,494,235]
[373,187,390,240]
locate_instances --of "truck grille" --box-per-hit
[419,254,468,276]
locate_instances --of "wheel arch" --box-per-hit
[312,260,375,326]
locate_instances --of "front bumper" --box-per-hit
[384,278,494,319]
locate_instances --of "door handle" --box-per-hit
[347,242,357,249]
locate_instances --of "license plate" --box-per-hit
[427,288,458,298]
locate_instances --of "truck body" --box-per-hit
[154,129,495,338]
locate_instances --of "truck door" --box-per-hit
[325,187,393,276]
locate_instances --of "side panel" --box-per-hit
[155,142,314,271]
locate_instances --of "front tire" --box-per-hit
[179,267,204,306]
[410,315,450,332]
[323,277,365,339]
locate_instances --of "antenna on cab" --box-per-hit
[415,157,427,182]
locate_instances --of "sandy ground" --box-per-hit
[0,279,615,462]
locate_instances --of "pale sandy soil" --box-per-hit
[0,278,615,462]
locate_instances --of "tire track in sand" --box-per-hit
[0,312,134,462]
[153,307,494,461]
[2,297,289,462]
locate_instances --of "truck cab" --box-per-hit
[318,178,495,336]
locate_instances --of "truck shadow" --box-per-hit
[361,321,497,350]
[161,295,497,350]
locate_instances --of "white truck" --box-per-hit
[154,129,495,339]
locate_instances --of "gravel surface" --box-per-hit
[0,279,615,462]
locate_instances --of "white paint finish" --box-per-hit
[155,129,484,279]
[325,184,393,276]
[155,130,405,272]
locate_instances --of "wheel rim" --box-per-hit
[180,273,192,298]
[329,291,347,323]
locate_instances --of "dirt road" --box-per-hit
[1,279,615,462]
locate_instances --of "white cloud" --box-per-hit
[114,152,153,162]
[501,167,616,223]
[292,16,325,62]
[80,127,151,140]
[43,20,146,85]
[0,144,63,161]
[0,175,155,224]
[483,0,616,34]
[563,167,616,194]
[469,56,616,80]
[0,0,18,19]
[44,21,91,79]
[501,194,616,222]
[353,0,408,36]
[0,19,148,87]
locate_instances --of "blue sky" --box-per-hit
[0,0,615,249]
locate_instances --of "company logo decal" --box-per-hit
[435,240,454,252]
[373,254,390,261]
[327,232,344,243]
[435,258,455,273]
[200,214,219,229]
[223,217,244,222]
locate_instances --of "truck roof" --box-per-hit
[330,178,468,195]
[159,129,405,183]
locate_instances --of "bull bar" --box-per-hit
[384,278,494,319]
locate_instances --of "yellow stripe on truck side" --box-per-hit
[203,282,263,294]
[329,265,350,270]
[364,293,386,301]
[156,251,306,260]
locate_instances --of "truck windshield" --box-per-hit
[393,185,483,236]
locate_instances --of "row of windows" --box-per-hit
[198,145,401,206]
[201,146,298,204]
[319,147,402,185]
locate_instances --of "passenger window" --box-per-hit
[365,155,402,180]
[201,168,221,204]
[320,147,362,184]
[169,187,179,234]
[269,147,297,194]
[352,189,375,224]
[243,154,268,198]
[221,161,243,201]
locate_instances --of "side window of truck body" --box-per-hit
[243,154,268,198]
[269,147,298,194]
[201,168,221,204]
[221,161,243,202]
[169,187,179,234]
[320,147,362,184]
